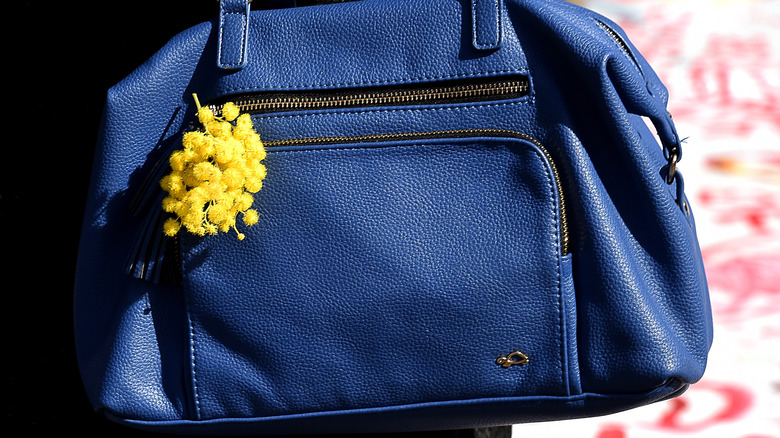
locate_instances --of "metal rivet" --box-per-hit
[496,351,529,368]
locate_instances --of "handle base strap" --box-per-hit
[472,0,504,51]
[218,0,251,70]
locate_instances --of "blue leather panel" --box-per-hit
[181,136,571,419]
[194,0,528,101]
[112,380,687,435]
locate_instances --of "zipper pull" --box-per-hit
[218,0,251,70]
[125,199,175,284]
[471,0,504,51]
[125,150,181,285]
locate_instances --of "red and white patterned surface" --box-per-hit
[516,1,780,436]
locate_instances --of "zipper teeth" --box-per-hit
[222,79,529,114]
[267,129,569,255]
[595,19,640,69]
[265,129,485,147]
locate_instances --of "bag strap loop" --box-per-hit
[218,0,252,70]
[472,0,504,51]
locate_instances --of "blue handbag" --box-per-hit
[74,0,713,434]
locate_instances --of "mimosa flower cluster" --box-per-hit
[160,94,266,240]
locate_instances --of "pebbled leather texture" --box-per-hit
[472,0,504,50]
[218,0,251,70]
[74,0,713,434]
[183,137,570,420]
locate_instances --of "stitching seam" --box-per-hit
[218,9,248,68]
[222,69,529,93]
[254,99,534,122]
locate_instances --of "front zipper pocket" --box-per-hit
[265,129,569,256]
[179,131,579,420]
[125,76,540,285]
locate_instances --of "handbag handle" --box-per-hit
[217,0,504,70]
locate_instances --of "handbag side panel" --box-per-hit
[507,0,713,394]
[74,21,216,421]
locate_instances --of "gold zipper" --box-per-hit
[595,19,640,70]
[266,129,569,256]
[212,76,530,115]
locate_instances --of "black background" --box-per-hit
[5,2,213,436]
[3,2,507,437]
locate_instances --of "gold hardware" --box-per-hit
[223,79,529,115]
[666,151,680,185]
[496,350,529,368]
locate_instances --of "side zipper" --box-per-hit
[595,19,642,72]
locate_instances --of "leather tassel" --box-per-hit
[125,141,182,284]
[125,192,171,283]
